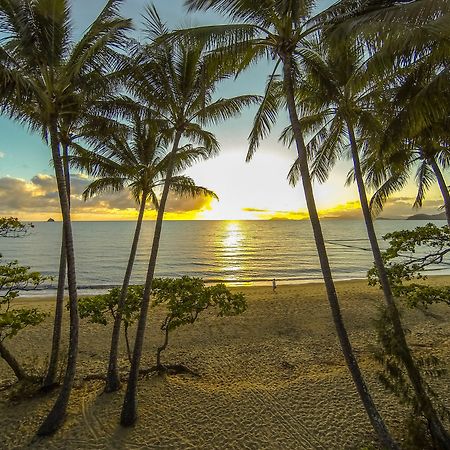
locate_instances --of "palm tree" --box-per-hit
[285,39,450,447]
[71,111,217,393]
[120,7,259,427]
[42,102,141,390]
[181,1,397,447]
[327,0,450,229]
[367,118,450,229]
[0,0,131,435]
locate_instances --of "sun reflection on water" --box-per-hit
[218,221,245,279]
[223,222,243,248]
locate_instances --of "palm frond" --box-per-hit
[413,159,435,208]
[369,170,410,216]
[169,175,218,200]
[247,69,283,161]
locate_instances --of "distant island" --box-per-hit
[407,212,447,221]
[47,218,56,222]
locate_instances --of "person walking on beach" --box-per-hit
[272,278,277,293]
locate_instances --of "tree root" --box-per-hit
[145,364,200,377]
[83,364,200,383]
[1,364,200,398]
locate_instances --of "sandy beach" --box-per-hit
[0,278,449,449]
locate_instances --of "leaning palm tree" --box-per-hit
[285,39,450,447]
[120,7,259,427]
[71,111,217,393]
[0,0,131,435]
[180,1,397,447]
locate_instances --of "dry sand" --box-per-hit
[0,278,449,449]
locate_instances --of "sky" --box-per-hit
[0,0,445,221]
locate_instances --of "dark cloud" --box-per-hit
[166,193,212,213]
[0,174,213,219]
[380,197,444,219]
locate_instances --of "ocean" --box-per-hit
[1,219,448,296]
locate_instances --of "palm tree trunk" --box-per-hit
[42,143,71,390]
[281,55,398,450]
[429,157,450,228]
[348,122,450,449]
[105,192,148,393]
[121,132,182,427]
[42,237,66,390]
[0,341,28,381]
[124,326,132,364]
[37,125,79,437]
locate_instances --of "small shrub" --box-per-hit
[78,285,143,362]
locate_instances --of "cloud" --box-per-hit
[0,152,5,159]
[379,197,444,219]
[241,202,362,220]
[244,197,445,221]
[242,207,270,213]
[0,174,215,220]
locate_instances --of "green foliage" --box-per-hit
[368,224,450,307]
[0,217,33,238]
[79,277,247,366]
[152,277,247,332]
[79,277,247,332]
[152,277,246,367]
[78,285,143,329]
[0,259,49,342]
[368,224,450,445]
[0,217,48,382]
[372,306,449,449]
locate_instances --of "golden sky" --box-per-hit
[0,150,444,221]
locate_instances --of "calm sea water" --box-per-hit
[1,220,448,296]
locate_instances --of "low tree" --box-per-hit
[369,223,450,447]
[0,218,48,381]
[368,223,450,309]
[0,262,48,381]
[0,217,33,238]
[151,277,247,370]
[78,278,246,376]
[78,286,143,363]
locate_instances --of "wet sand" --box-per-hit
[0,278,449,449]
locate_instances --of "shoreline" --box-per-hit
[14,272,450,300]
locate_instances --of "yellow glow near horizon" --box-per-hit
[4,150,445,222]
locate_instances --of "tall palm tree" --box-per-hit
[42,100,131,390]
[71,111,217,393]
[327,6,450,444]
[120,7,259,427]
[181,1,397,447]
[0,0,131,435]
[285,39,450,447]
